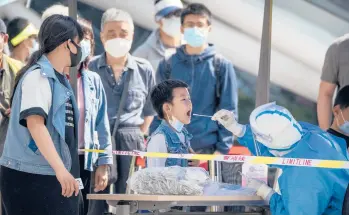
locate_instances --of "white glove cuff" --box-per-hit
[257,184,275,203]
[235,124,246,137]
[226,123,246,137]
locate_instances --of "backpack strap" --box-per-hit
[213,54,223,99]
[164,55,172,80]
[165,54,223,99]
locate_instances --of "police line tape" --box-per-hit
[79,149,349,169]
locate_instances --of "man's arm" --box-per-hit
[216,61,238,154]
[318,42,339,130]
[140,116,154,134]
[141,63,157,134]
[95,77,113,166]
[317,81,336,130]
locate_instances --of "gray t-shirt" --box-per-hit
[321,34,349,90]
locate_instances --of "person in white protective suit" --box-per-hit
[212,102,349,215]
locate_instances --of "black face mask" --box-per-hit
[67,40,82,67]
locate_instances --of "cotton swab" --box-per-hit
[192,113,213,118]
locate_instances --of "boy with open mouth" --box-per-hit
[147,79,198,167]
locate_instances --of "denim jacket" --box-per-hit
[80,69,113,171]
[148,120,192,167]
[0,55,111,175]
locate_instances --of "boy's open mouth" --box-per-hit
[187,110,192,117]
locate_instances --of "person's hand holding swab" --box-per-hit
[211,109,246,137]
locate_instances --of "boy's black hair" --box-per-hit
[151,79,188,119]
[180,3,212,25]
[334,85,349,109]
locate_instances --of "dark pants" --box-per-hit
[87,127,144,215]
[79,155,91,215]
[0,166,80,215]
[190,147,216,212]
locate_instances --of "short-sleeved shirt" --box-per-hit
[19,69,80,178]
[321,34,349,90]
[88,53,156,127]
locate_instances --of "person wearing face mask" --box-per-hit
[330,86,349,215]
[147,79,199,168]
[328,85,349,157]
[7,17,39,63]
[69,18,111,215]
[212,102,349,215]
[88,8,156,214]
[152,5,238,212]
[133,0,183,74]
[0,15,85,215]
[152,1,238,180]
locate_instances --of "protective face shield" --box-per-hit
[80,39,91,63]
[105,38,132,58]
[161,17,181,38]
[249,102,303,151]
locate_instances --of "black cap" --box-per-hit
[0,19,6,34]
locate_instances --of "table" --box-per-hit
[87,194,269,215]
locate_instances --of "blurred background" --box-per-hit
[2,0,348,124]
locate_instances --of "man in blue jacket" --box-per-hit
[151,3,238,157]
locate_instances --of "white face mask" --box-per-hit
[80,39,91,63]
[104,38,132,58]
[29,39,39,56]
[161,17,181,38]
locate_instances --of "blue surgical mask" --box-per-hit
[80,39,91,63]
[168,116,184,132]
[183,27,207,48]
[339,110,349,134]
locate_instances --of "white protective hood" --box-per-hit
[249,102,303,150]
